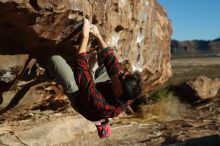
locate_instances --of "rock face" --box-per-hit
[0,0,172,93]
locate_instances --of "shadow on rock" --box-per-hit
[170,83,200,104]
[0,76,47,115]
[0,1,88,114]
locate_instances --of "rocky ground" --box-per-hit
[0,93,219,146]
[64,96,220,146]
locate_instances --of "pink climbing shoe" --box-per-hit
[95,119,112,139]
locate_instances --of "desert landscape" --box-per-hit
[169,57,220,85]
[0,0,220,146]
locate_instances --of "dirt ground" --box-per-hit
[0,57,220,146]
[168,57,220,85]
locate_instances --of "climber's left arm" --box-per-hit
[78,18,90,54]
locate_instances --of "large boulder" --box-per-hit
[173,76,220,102]
[187,76,220,100]
[0,0,172,93]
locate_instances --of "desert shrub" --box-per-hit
[131,87,173,112]
[148,87,173,103]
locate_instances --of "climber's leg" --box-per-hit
[47,55,78,94]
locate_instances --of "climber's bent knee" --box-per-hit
[47,55,78,93]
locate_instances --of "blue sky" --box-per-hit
[158,0,220,41]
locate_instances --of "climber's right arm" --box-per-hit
[90,25,122,76]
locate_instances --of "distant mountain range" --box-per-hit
[171,38,220,57]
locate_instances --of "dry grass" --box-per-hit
[135,89,187,122]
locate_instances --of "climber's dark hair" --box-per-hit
[120,71,142,100]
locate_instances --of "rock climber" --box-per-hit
[46,18,143,138]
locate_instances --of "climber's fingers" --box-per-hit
[89,24,95,32]
[89,24,100,37]
[83,18,90,38]
[83,17,90,24]
[83,18,90,25]
[90,24,93,30]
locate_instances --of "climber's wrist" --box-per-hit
[82,35,89,39]
[97,37,108,49]
[97,34,103,41]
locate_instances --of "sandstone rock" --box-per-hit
[0,0,172,93]
[0,55,29,83]
[173,76,220,102]
[0,115,96,146]
[187,76,220,99]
